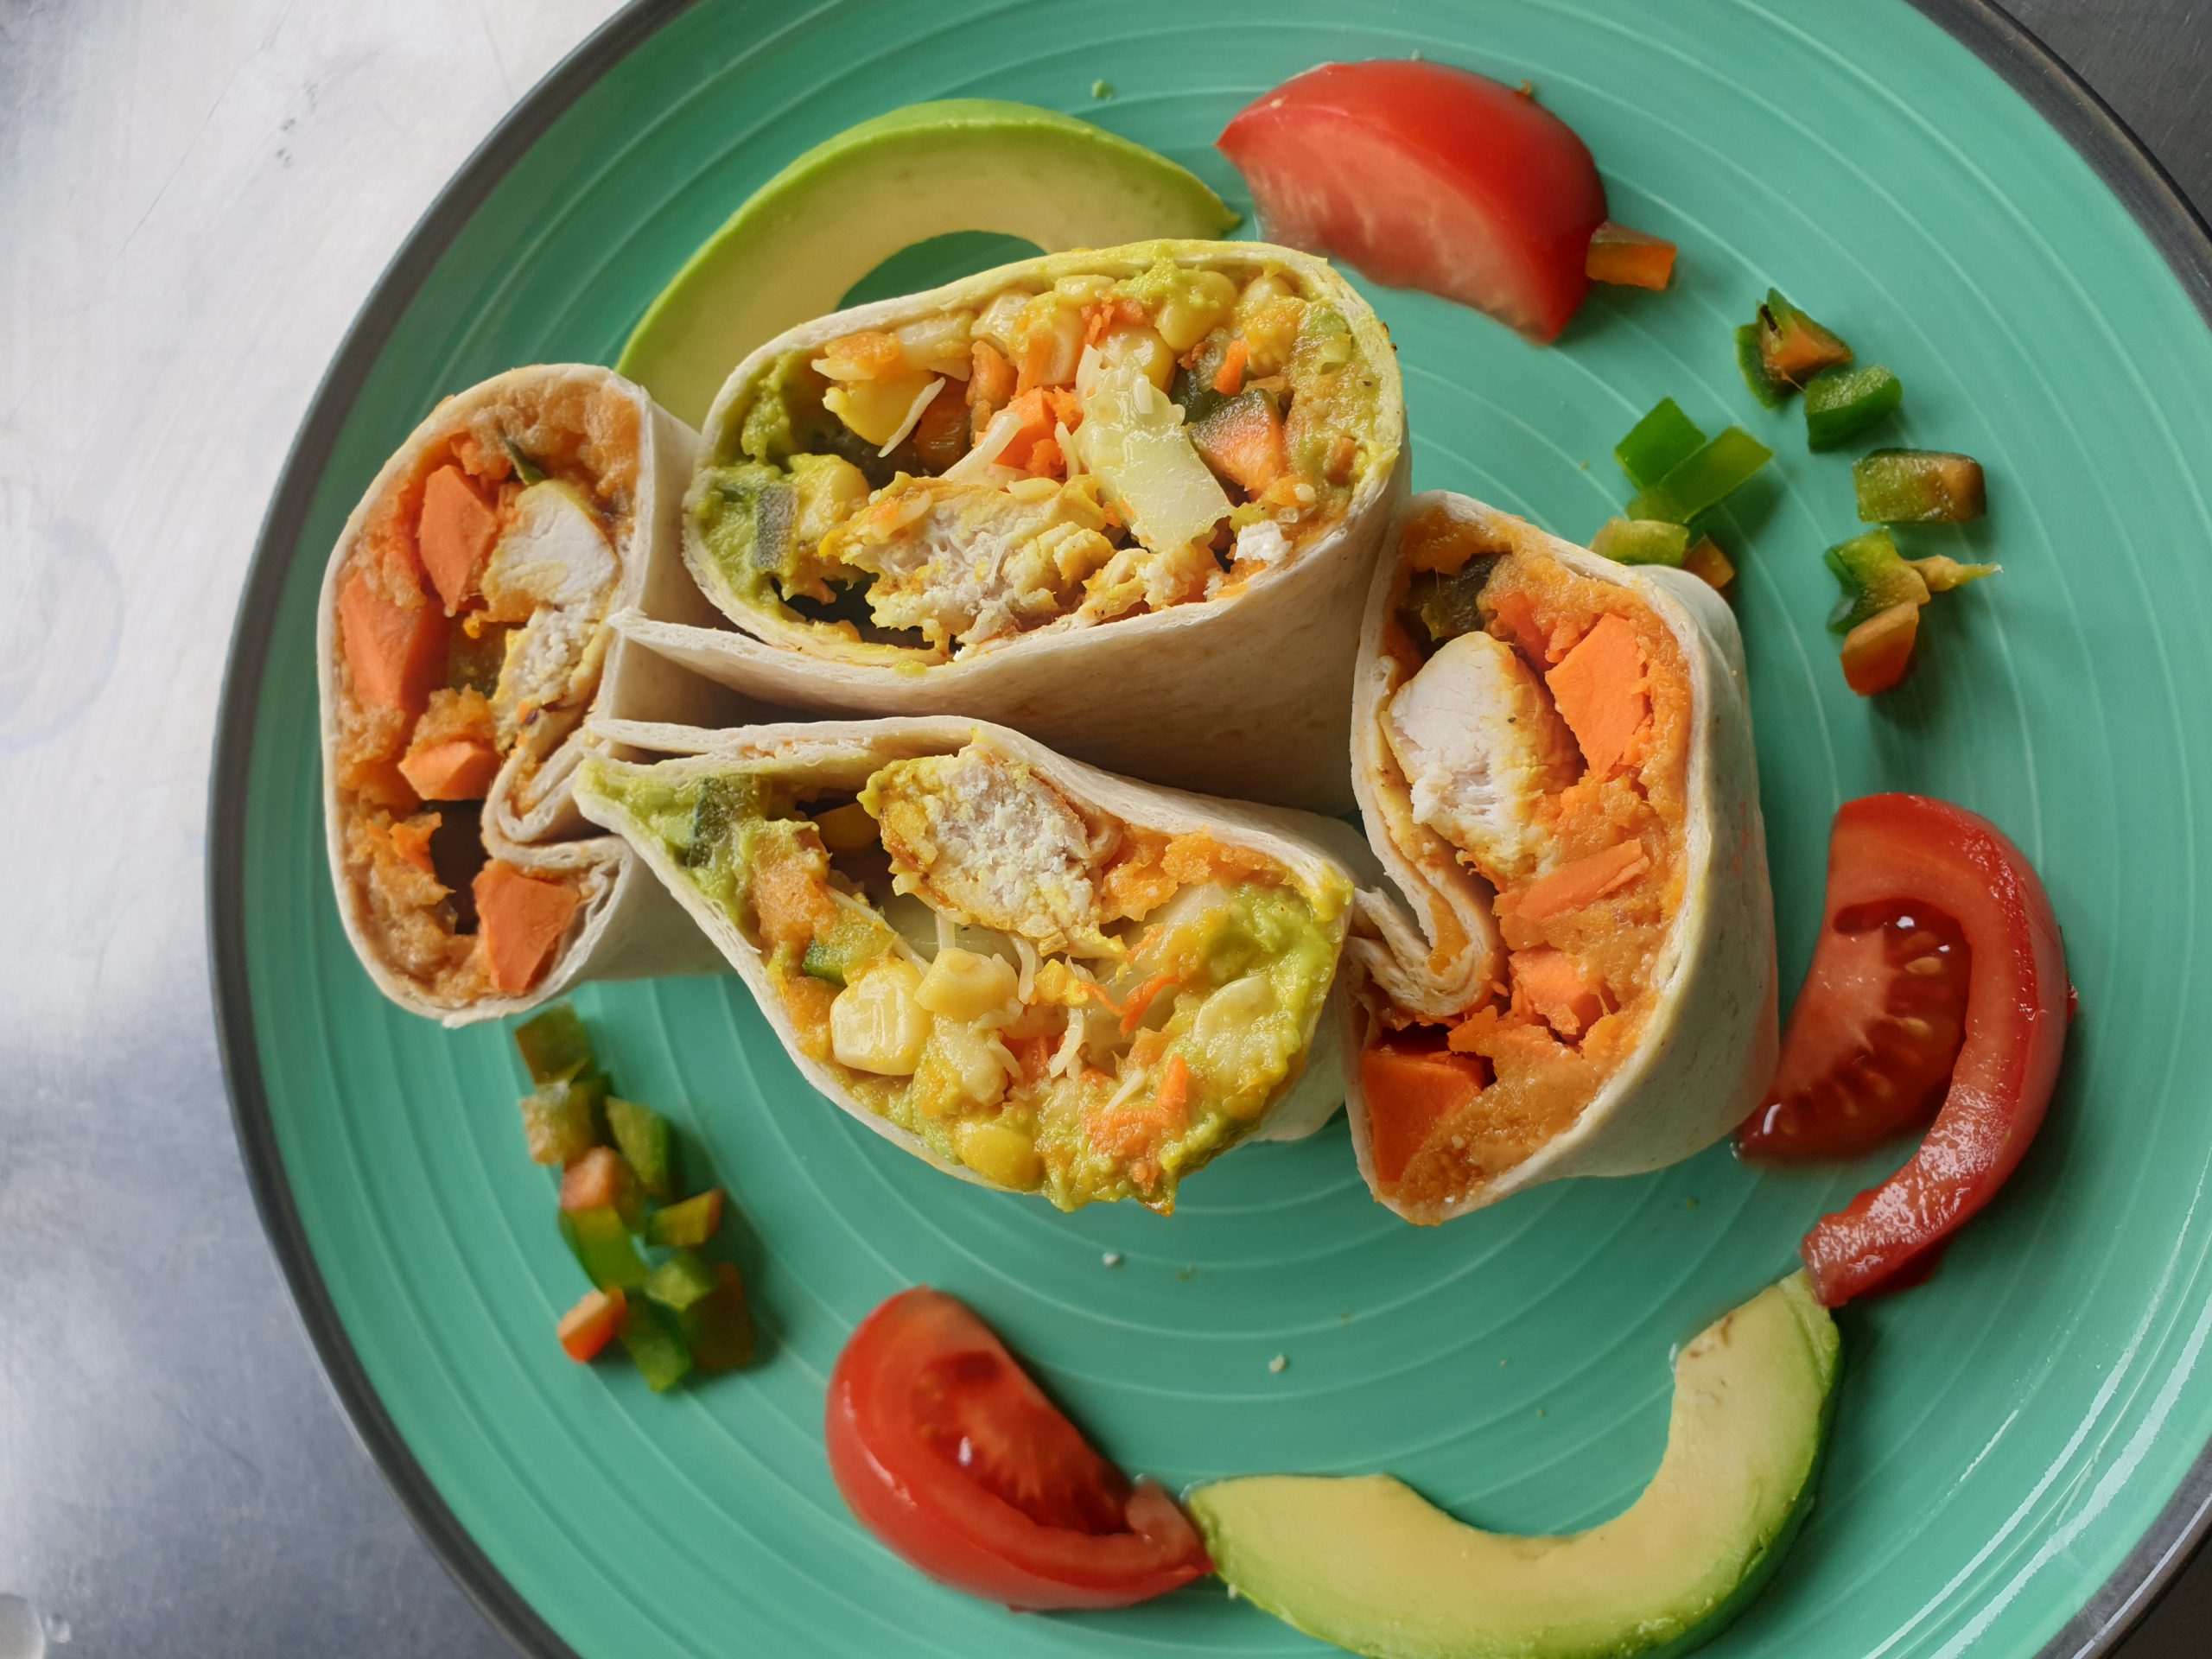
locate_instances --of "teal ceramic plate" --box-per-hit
[211,3,2212,1656]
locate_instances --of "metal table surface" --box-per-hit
[4,3,2209,1655]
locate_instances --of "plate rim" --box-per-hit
[204,3,2212,1656]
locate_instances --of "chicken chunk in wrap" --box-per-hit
[1344,495,1777,1222]
[575,719,1363,1211]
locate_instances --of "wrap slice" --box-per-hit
[1344,493,1777,1222]
[318,365,738,1027]
[574,717,1369,1211]
[615,240,1405,810]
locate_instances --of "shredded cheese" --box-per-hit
[1099,1062,1150,1116]
[1048,1007,1087,1077]
[943,407,1024,481]
[934,910,957,954]
[878,376,946,457]
[1014,938,1039,1003]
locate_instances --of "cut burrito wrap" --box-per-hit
[1344,493,1777,1223]
[574,717,1371,1211]
[615,240,1405,810]
[318,365,738,1027]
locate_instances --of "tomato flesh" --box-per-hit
[1785,796,2071,1306]
[1739,901,1970,1159]
[825,1287,1211,1609]
[1217,61,1607,340]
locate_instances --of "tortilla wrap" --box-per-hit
[317,365,742,1027]
[613,240,1406,811]
[1342,493,1777,1222]
[574,716,1374,1211]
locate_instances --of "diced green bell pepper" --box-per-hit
[1824,530,1928,634]
[800,940,851,988]
[1592,518,1691,567]
[500,435,548,486]
[681,1262,755,1373]
[1624,426,1773,525]
[447,623,509,697]
[647,1189,725,1249]
[1854,448,1986,523]
[1757,289,1853,385]
[618,1297,695,1393]
[518,1070,606,1166]
[643,1249,721,1314]
[605,1097,677,1200]
[514,1004,595,1087]
[675,775,760,868]
[561,1205,650,1292]
[1614,397,1707,490]
[1171,330,1236,426]
[1401,560,1496,645]
[1803,365,1904,451]
[1735,324,1789,409]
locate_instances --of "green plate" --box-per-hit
[211,3,2212,1656]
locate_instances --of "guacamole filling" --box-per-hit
[330,378,640,1006]
[687,255,1395,663]
[583,739,1349,1211]
[1361,507,1694,1209]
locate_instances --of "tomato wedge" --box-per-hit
[1778,796,2071,1306]
[1217,60,1607,340]
[825,1287,1211,1609]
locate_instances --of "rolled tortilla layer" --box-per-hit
[318,365,738,1027]
[1344,493,1777,1222]
[616,240,1405,811]
[574,716,1371,1211]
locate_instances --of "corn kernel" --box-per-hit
[1097,323,1175,391]
[916,947,1021,1025]
[957,1118,1043,1189]
[1154,270,1238,353]
[931,1022,1011,1107]
[829,959,931,1075]
[825,369,938,447]
[896,309,976,378]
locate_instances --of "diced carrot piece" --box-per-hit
[390,813,441,875]
[1682,536,1735,592]
[474,861,582,994]
[997,388,1058,470]
[1192,394,1287,494]
[1510,948,1608,1038]
[1841,600,1920,696]
[1512,840,1651,923]
[1213,339,1250,396]
[1544,613,1649,779]
[1360,1043,1486,1186]
[822,330,904,378]
[1325,433,1358,485]
[1023,436,1065,479]
[557,1287,627,1363]
[397,736,501,801]
[417,465,501,614]
[1586,222,1677,290]
[748,849,831,950]
[338,569,448,714]
[561,1146,633,1212]
[1155,1052,1192,1124]
[1043,385,1084,432]
[1007,1033,1054,1082]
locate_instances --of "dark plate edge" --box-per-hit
[205,4,696,1656]
[203,3,2212,1657]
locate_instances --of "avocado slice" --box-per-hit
[617,99,1237,427]
[1190,1273,1840,1659]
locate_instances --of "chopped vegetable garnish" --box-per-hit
[1683,536,1736,592]
[561,1205,651,1291]
[1840,602,1920,696]
[1915,553,2000,593]
[1585,222,1676,290]
[647,1188,726,1249]
[560,1145,644,1230]
[1823,530,1927,635]
[1756,289,1853,387]
[1854,448,1986,523]
[1735,324,1789,409]
[1803,364,1904,452]
[643,1249,721,1314]
[1403,562,1496,645]
[1592,518,1690,567]
[518,1071,606,1166]
[557,1287,626,1363]
[1613,397,1706,491]
[606,1097,677,1200]
[1624,426,1773,525]
[500,435,548,487]
[681,1262,755,1372]
[618,1298,695,1393]
[514,1005,594,1086]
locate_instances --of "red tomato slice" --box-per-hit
[1217,60,1607,340]
[1788,796,2071,1306]
[825,1287,1211,1609]
[1738,900,1971,1159]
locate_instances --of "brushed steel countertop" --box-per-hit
[4,3,2208,1654]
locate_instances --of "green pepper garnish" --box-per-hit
[800,940,851,988]
[1614,397,1707,490]
[500,435,547,486]
[1803,365,1904,451]
[605,1098,677,1200]
[643,1249,721,1314]
[1592,518,1691,568]
[514,1005,594,1087]
[1624,426,1773,525]
[1735,324,1789,409]
[647,1189,725,1249]
[618,1298,695,1392]
[681,1263,754,1373]
[1756,289,1853,387]
[560,1205,649,1291]
[518,1070,606,1166]
[1854,448,1986,523]
[1399,559,1496,646]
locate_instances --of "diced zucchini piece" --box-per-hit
[518,1070,606,1166]
[681,1263,755,1373]
[800,940,851,988]
[1758,289,1853,385]
[642,1249,721,1315]
[604,1098,676,1200]
[647,1189,726,1249]
[513,1004,594,1087]
[1803,364,1904,451]
[560,1205,649,1292]
[1625,427,1773,524]
[1402,561,1495,645]
[1592,518,1691,567]
[1853,448,1986,523]
[618,1297,695,1393]
[1735,324,1789,409]
[1614,397,1707,490]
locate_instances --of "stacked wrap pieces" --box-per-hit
[573,718,1373,1212]
[613,240,1406,812]
[319,365,741,1027]
[1343,493,1777,1223]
